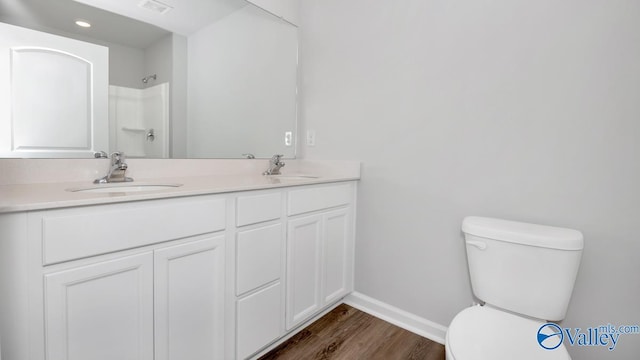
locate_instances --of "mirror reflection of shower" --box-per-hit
[109,81,169,158]
[142,74,157,84]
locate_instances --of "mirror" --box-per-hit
[0,0,298,159]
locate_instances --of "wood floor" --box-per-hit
[259,304,446,360]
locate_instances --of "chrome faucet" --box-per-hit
[263,154,285,175]
[94,152,134,184]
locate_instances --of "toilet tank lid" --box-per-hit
[462,216,584,250]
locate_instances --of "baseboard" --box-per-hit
[344,291,448,345]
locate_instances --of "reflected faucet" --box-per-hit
[263,154,285,175]
[94,151,108,159]
[94,152,134,184]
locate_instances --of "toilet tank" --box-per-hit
[462,216,583,321]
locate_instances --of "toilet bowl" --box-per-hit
[445,306,570,360]
[446,217,583,360]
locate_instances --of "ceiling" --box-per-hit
[73,0,247,35]
[0,0,247,49]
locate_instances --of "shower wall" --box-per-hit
[109,83,169,158]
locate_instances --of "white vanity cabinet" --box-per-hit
[0,180,357,360]
[234,192,286,359]
[0,195,228,360]
[233,183,356,358]
[285,184,355,330]
[44,234,227,360]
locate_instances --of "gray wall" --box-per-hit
[187,5,298,159]
[170,34,189,158]
[108,43,145,89]
[143,34,173,88]
[299,0,640,359]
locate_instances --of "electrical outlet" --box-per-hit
[284,131,292,146]
[306,130,316,146]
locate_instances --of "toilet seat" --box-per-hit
[446,305,571,360]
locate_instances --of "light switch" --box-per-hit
[306,130,316,146]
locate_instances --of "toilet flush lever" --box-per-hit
[466,240,487,250]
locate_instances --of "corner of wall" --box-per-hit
[343,291,448,345]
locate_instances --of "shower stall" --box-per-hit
[108,82,169,158]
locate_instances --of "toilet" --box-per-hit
[446,216,584,360]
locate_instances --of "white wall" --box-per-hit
[299,1,640,359]
[187,5,298,159]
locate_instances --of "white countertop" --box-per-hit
[0,172,359,213]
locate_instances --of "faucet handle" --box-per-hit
[94,151,108,159]
[110,151,125,163]
[271,154,284,164]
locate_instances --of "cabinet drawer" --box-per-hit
[236,224,282,295]
[236,192,281,227]
[287,184,352,216]
[237,282,282,360]
[41,196,226,265]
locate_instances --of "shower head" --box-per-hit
[142,74,157,83]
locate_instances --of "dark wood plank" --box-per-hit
[259,304,446,360]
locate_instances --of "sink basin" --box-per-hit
[68,183,183,193]
[268,174,319,180]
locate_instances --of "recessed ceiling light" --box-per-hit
[75,20,91,28]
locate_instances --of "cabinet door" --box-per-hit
[285,214,322,330]
[44,252,154,360]
[322,208,352,305]
[154,235,226,360]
